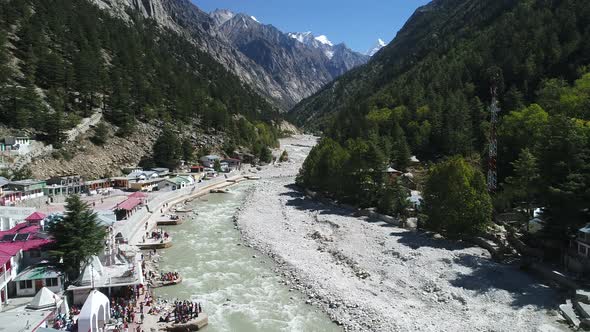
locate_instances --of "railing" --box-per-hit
[112,173,240,242]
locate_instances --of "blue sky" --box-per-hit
[192,0,430,53]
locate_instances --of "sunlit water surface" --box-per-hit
[155,183,341,332]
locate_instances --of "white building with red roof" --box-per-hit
[0,220,54,310]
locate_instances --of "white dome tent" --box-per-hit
[78,290,110,332]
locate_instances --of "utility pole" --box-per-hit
[488,87,500,193]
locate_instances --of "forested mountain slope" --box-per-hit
[291,0,590,134]
[0,0,280,154]
[295,0,590,235]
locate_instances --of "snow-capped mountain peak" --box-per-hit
[288,31,313,44]
[250,16,259,23]
[314,35,333,47]
[366,38,387,56]
[210,9,235,26]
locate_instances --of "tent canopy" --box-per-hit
[78,290,110,332]
[25,212,47,222]
[27,287,60,310]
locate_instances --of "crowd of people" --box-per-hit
[110,295,138,325]
[156,300,202,324]
[161,271,180,282]
[141,229,169,243]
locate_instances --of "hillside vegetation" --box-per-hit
[295,0,590,237]
[0,0,280,154]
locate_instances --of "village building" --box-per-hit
[128,178,162,192]
[121,166,142,174]
[84,178,113,194]
[113,197,143,220]
[222,158,242,171]
[0,221,53,310]
[111,176,130,189]
[6,180,46,202]
[235,152,255,165]
[0,190,21,206]
[573,225,590,259]
[151,167,170,176]
[0,136,32,155]
[200,155,221,168]
[0,206,35,231]
[220,161,230,172]
[127,170,159,182]
[13,263,64,297]
[68,254,143,305]
[190,165,205,173]
[157,176,191,191]
[0,286,68,331]
[44,174,84,197]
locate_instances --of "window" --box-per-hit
[46,278,58,287]
[29,250,41,258]
[19,280,32,289]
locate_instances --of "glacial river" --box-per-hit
[154,183,341,332]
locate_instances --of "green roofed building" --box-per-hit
[13,263,64,297]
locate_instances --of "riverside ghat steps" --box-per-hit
[123,173,248,247]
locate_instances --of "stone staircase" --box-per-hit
[560,289,590,329]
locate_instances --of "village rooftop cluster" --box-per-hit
[0,151,248,331]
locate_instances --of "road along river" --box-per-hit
[154,183,341,332]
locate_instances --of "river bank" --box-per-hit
[234,135,568,332]
[152,181,341,331]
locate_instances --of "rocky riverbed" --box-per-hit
[234,135,569,332]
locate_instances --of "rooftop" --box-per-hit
[114,197,141,211]
[9,179,45,186]
[14,263,62,281]
[0,224,53,266]
[69,254,143,290]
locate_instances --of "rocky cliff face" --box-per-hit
[90,0,293,109]
[213,13,334,108]
[212,11,368,109]
[90,1,367,110]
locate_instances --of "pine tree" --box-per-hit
[47,195,106,281]
[181,138,194,164]
[422,156,492,237]
[91,122,109,146]
[153,126,181,170]
[503,148,540,222]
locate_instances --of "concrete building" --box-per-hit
[127,170,158,182]
[0,223,53,310]
[200,155,221,168]
[0,137,32,155]
[128,178,162,192]
[157,177,191,191]
[6,180,46,202]
[222,158,242,171]
[0,206,35,231]
[13,264,64,297]
[45,174,84,197]
[84,178,113,194]
[0,287,68,332]
[151,168,170,176]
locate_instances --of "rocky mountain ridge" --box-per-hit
[211,9,369,107]
[90,0,367,110]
